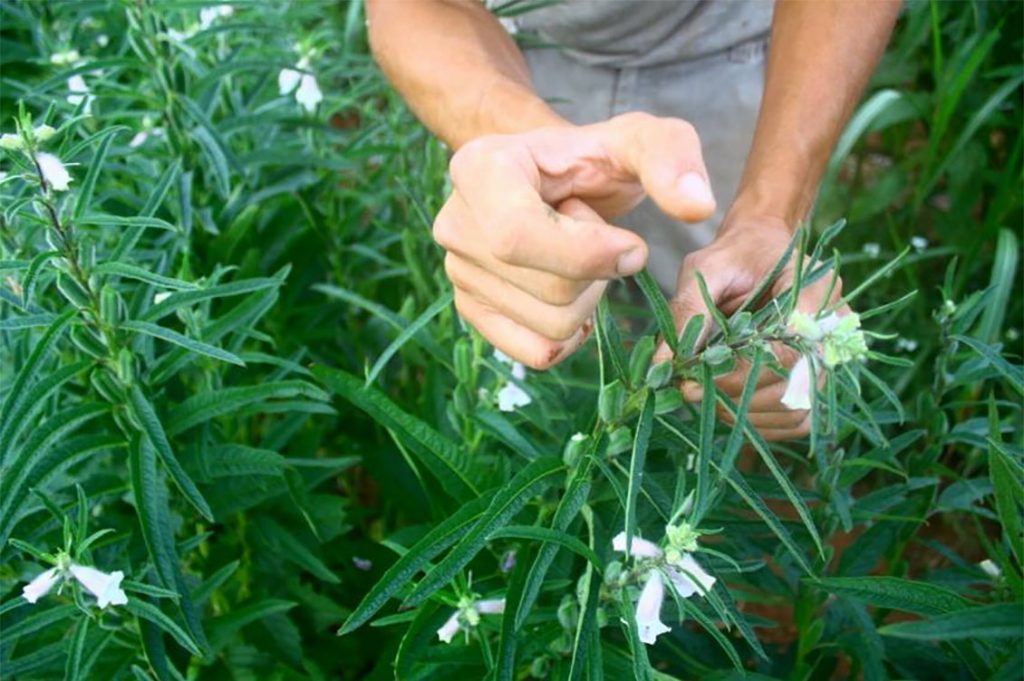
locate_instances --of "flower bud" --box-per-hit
[702,344,732,366]
[606,426,632,457]
[562,432,588,468]
[645,360,672,389]
[453,338,473,384]
[99,285,122,325]
[654,387,684,415]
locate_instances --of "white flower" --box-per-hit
[50,49,81,66]
[67,75,93,115]
[781,355,814,411]
[0,133,24,150]
[278,68,302,95]
[895,337,918,352]
[22,567,60,603]
[294,72,323,112]
[663,552,716,598]
[862,242,880,258]
[612,532,662,559]
[437,597,505,644]
[497,381,531,411]
[0,171,9,183]
[22,561,128,609]
[200,5,233,30]
[279,56,322,112]
[69,564,128,608]
[979,559,1001,578]
[153,291,172,305]
[37,152,72,191]
[635,570,671,644]
[911,236,928,252]
[96,34,110,47]
[436,612,461,644]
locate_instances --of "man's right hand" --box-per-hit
[433,112,717,369]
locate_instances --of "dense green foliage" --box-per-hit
[0,1,1021,680]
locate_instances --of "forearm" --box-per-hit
[728,0,901,229]
[366,0,567,148]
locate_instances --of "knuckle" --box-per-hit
[449,138,493,184]
[537,277,581,306]
[524,340,567,371]
[432,213,456,250]
[489,221,524,262]
[543,314,582,342]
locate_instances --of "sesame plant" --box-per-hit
[1,1,1022,680]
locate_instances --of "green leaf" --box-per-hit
[77,214,179,232]
[693,364,717,522]
[94,262,198,291]
[199,445,287,479]
[122,320,244,366]
[625,391,655,558]
[338,494,492,634]
[488,525,602,570]
[878,603,1023,641]
[127,386,214,522]
[989,436,1024,565]
[717,466,814,576]
[19,249,59,308]
[112,160,181,262]
[813,576,973,616]
[0,359,90,456]
[126,599,203,657]
[617,598,653,681]
[73,126,121,219]
[597,297,629,382]
[64,616,89,681]
[0,309,76,463]
[207,599,297,652]
[366,290,453,384]
[259,518,339,584]
[142,276,282,323]
[635,269,678,355]
[404,457,564,607]
[165,380,327,435]
[720,348,763,477]
[952,335,1024,396]
[314,365,478,501]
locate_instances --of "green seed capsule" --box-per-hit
[606,426,632,457]
[703,344,733,366]
[90,368,123,403]
[453,384,472,413]
[117,348,136,386]
[562,432,588,468]
[654,387,685,415]
[598,379,626,423]
[628,335,657,387]
[99,285,122,325]
[69,324,107,359]
[453,338,473,384]
[56,271,92,308]
[645,360,673,389]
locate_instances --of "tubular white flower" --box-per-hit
[635,571,671,645]
[911,236,928,252]
[612,531,663,559]
[475,598,505,614]
[69,564,128,608]
[50,49,81,66]
[664,553,716,599]
[436,612,461,643]
[295,74,323,112]
[22,567,60,604]
[497,380,531,412]
[67,75,93,115]
[278,68,302,95]
[781,355,814,411]
[37,152,72,191]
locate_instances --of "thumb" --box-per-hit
[599,112,717,223]
[652,256,722,365]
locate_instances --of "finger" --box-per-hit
[596,112,716,223]
[758,414,813,442]
[453,288,591,370]
[448,138,648,279]
[717,404,809,430]
[446,253,606,341]
[434,193,592,305]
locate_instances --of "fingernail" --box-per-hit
[678,172,715,206]
[616,248,645,276]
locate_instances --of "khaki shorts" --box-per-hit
[524,37,768,290]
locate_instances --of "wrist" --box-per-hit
[463,79,570,148]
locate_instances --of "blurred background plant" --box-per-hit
[0,1,1020,680]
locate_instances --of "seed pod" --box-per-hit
[654,387,685,415]
[562,432,588,468]
[606,426,632,457]
[117,348,136,386]
[90,367,124,403]
[113,404,141,433]
[99,285,122,325]
[56,271,92,308]
[597,379,626,423]
[556,594,578,631]
[645,360,673,389]
[452,384,472,414]
[628,335,656,387]
[453,338,473,384]
[70,324,106,359]
[703,344,733,366]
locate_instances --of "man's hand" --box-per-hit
[654,215,847,441]
[434,112,717,369]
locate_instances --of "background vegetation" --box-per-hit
[0,1,1021,679]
